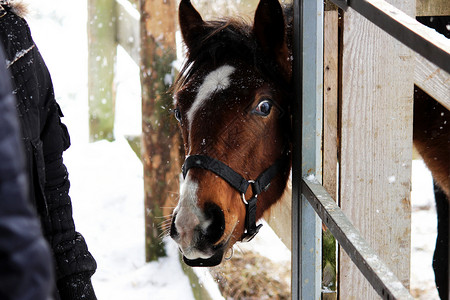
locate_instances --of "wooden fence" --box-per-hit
[87,0,449,298]
[264,0,449,298]
[285,0,448,298]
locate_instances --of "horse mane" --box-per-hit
[174,12,292,94]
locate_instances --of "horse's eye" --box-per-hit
[253,100,272,117]
[174,108,182,122]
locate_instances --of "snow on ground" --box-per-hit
[65,139,195,300]
[411,160,439,300]
[25,1,439,299]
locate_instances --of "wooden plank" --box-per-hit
[416,0,450,16]
[264,181,292,250]
[322,9,339,299]
[344,0,450,73]
[414,54,450,110]
[339,0,414,297]
[116,0,140,65]
[323,10,339,203]
[87,0,117,141]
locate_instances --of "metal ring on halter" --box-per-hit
[240,193,248,205]
[241,180,257,205]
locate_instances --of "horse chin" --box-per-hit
[181,239,231,267]
[182,248,225,267]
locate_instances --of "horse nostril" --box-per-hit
[203,202,225,244]
[170,213,178,239]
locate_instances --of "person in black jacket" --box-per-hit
[0,35,53,300]
[0,2,97,299]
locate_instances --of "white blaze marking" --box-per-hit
[174,175,213,260]
[187,65,235,128]
[175,175,200,230]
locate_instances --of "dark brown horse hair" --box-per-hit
[174,16,292,96]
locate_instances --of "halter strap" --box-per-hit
[182,155,250,194]
[182,152,288,242]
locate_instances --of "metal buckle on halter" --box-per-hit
[241,180,256,205]
[241,180,263,243]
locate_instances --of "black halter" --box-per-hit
[182,152,288,242]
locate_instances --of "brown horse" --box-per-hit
[169,4,450,293]
[169,0,292,267]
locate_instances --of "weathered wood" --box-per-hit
[322,8,339,298]
[323,9,339,208]
[140,0,182,262]
[116,0,140,65]
[180,257,215,300]
[88,0,117,141]
[344,0,450,73]
[416,0,450,16]
[264,181,292,250]
[414,53,450,110]
[339,0,414,297]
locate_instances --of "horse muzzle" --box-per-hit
[170,201,227,267]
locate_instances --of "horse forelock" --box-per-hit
[174,16,291,96]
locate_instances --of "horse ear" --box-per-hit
[253,0,285,54]
[179,0,205,53]
[253,0,290,77]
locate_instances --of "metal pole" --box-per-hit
[292,0,324,298]
[291,0,303,297]
[302,178,414,300]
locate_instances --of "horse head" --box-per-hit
[170,0,292,267]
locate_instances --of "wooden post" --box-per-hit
[414,55,450,111]
[88,0,117,141]
[322,2,339,298]
[323,3,339,202]
[140,0,182,262]
[338,0,414,297]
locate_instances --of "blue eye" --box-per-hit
[253,100,272,117]
[174,108,182,122]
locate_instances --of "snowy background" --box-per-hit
[24,0,439,299]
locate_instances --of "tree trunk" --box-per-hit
[88,0,116,142]
[139,0,182,262]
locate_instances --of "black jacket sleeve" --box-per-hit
[36,48,98,298]
[0,6,97,300]
[0,42,53,300]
